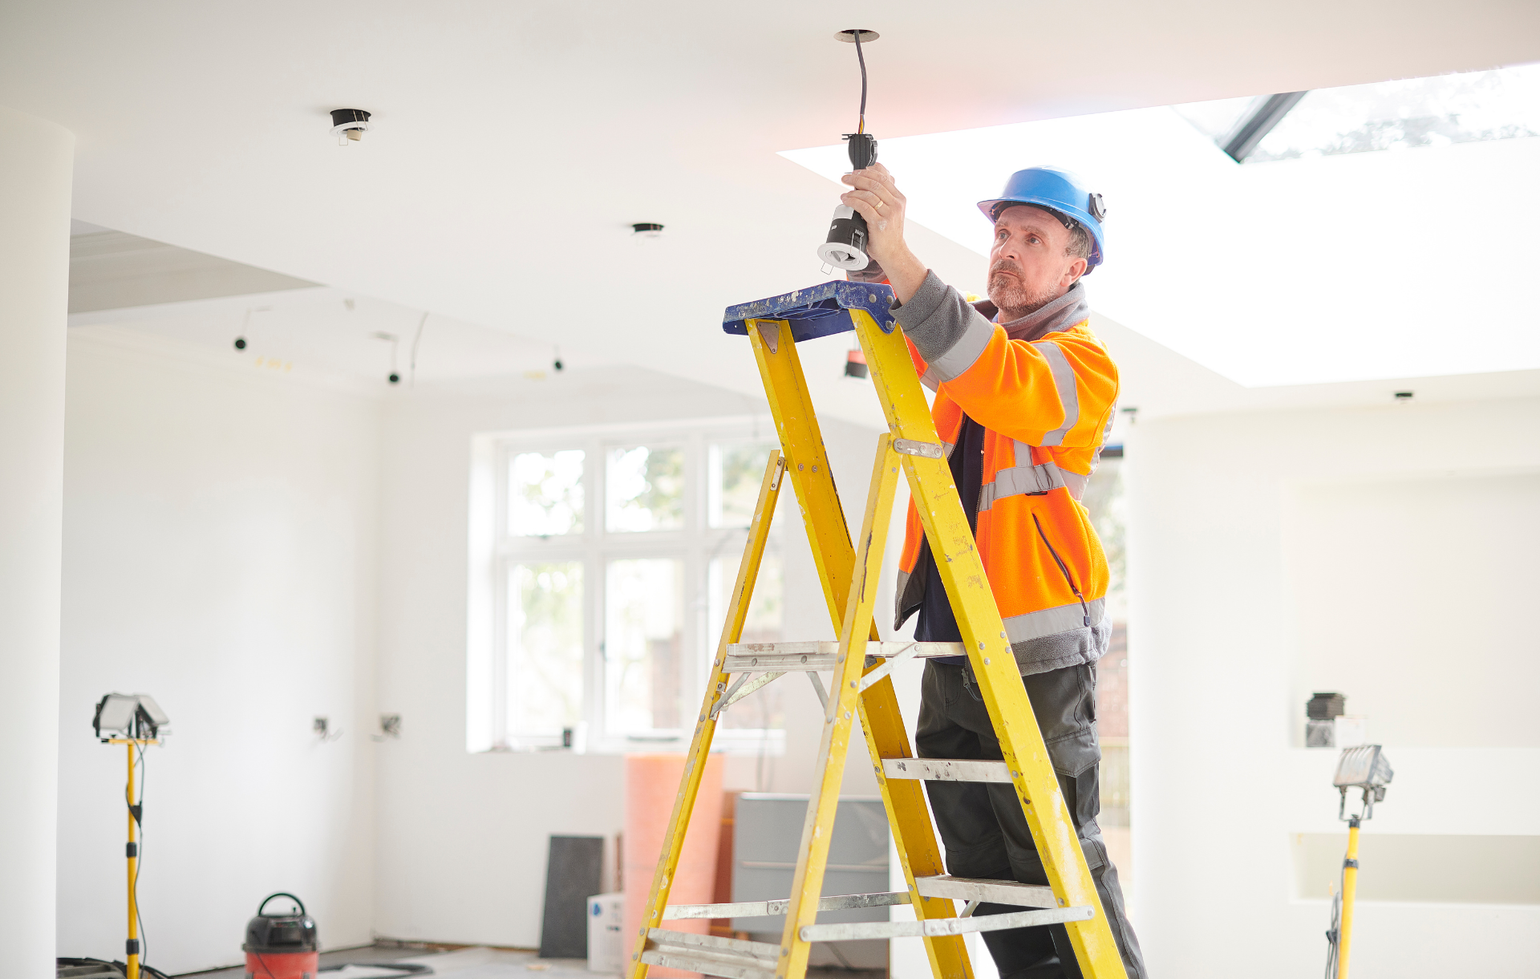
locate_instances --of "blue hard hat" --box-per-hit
[977,167,1106,272]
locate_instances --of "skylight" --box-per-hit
[1177,62,1540,163]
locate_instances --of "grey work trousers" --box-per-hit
[916,661,1147,979]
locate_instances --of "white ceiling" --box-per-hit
[69,227,316,312]
[6,1,1540,422]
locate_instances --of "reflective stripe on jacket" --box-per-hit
[892,272,1118,657]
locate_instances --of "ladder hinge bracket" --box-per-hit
[893,438,944,459]
[753,321,780,354]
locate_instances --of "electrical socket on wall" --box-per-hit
[313,716,342,742]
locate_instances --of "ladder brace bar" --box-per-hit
[709,671,784,719]
[800,905,1094,942]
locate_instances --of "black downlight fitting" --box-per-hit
[330,108,372,144]
[818,30,880,272]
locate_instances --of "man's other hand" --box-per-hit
[840,164,927,303]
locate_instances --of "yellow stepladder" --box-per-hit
[627,281,1129,979]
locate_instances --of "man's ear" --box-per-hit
[1062,256,1088,287]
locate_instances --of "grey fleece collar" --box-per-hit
[972,281,1090,343]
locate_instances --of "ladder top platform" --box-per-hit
[722,280,896,342]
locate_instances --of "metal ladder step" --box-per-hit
[665,876,1056,924]
[641,929,779,979]
[914,874,1058,909]
[798,905,1093,942]
[883,757,1013,783]
[664,890,911,920]
[725,640,964,672]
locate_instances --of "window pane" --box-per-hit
[506,562,584,737]
[708,441,779,528]
[1081,456,1125,622]
[607,445,685,532]
[604,558,685,733]
[509,450,584,536]
[707,552,785,731]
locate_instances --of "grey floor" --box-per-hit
[175,943,583,978]
[175,942,883,979]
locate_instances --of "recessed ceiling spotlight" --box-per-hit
[632,222,664,238]
[330,109,372,145]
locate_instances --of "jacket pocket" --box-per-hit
[1032,513,1091,627]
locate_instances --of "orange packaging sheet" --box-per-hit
[624,753,724,979]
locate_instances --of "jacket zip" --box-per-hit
[1032,513,1091,627]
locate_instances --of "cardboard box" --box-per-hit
[587,892,626,974]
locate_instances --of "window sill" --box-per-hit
[478,729,786,757]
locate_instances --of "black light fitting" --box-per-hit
[817,29,881,271]
[330,108,372,144]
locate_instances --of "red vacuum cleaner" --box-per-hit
[243,893,319,979]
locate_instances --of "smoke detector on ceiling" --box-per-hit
[330,108,372,145]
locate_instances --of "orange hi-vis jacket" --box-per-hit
[891,274,1118,673]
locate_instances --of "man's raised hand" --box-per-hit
[840,163,908,266]
[839,163,927,303]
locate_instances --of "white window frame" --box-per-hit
[468,416,787,755]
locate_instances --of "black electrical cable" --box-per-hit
[854,31,867,134]
[134,740,149,969]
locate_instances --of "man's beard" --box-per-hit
[987,260,1060,320]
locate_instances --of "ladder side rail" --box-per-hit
[747,320,859,628]
[625,451,786,979]
[852,309,1129,979]
[748,320,973,979]
[775,438,901,979]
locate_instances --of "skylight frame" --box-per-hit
[1220,91,1308,162]
[1177,61,1540,165]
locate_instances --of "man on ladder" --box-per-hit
[838,163,1146,979]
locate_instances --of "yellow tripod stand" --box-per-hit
[108,736,155,979]
[627,281,1128,979]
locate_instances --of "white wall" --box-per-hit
[57,329,381,974]
[1285,471,1539,747]
[1128,395,1540,979]
[0,102,74,979]
[373,364,887,947]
